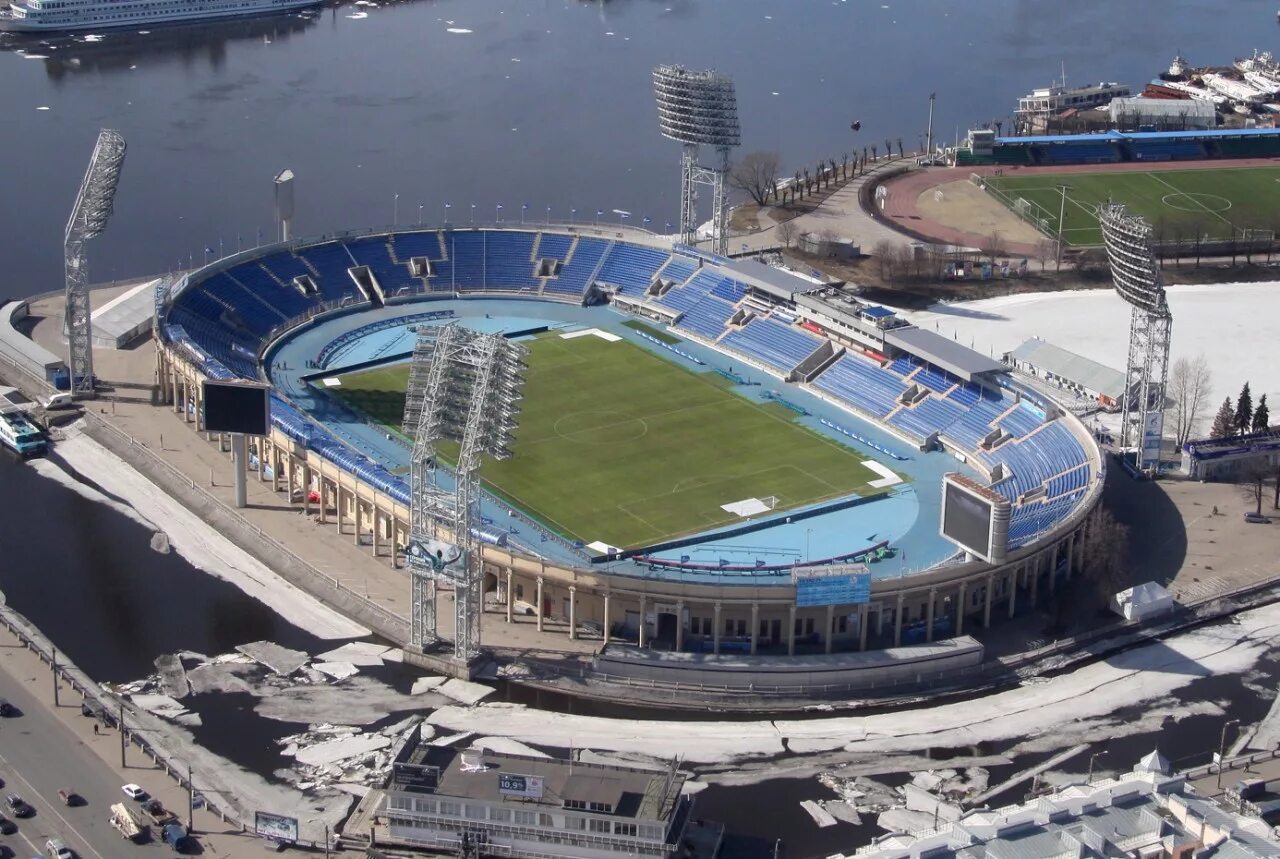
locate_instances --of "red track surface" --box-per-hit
[879,157,1280,256]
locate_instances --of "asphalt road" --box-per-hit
[0,664,171,859]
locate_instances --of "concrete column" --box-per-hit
[389,523,399,569]
[353,497,362,546]
[983,574,994,628]
[638,595,647,648]
[858,603,869,651]
[1008,568,1018,618]
[317,479,326,524]
[955,582,967,636]
[372,505,382,556]
[674,600,684,651]
[272,444,281,493]
[1065,533,1076,582]
[535,577,545,633]
[568,587,577,641]
[1048,544,1059,594]
[925,588,937,642]
[787,605,797,656]
[827,604,836,654]
[287,458,296,507]
[712,602,722,655]
[749,603,760,655]
[258,441,266,482]
[506,570,514,623]
[602,593,611,645]
[894,591,905,647]
[1029,556,1040,607]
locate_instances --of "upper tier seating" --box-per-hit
[595,244,671,295]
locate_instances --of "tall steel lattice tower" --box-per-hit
[64,129,127,397]
[1100,202,1173,472]
[653,64,741,256]
[403,324,526,661]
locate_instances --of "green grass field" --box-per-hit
[985,165,1280,247]
[334,334,888,548]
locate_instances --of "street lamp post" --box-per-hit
[1055,184,1070,270]
[1218,719,1241,789]
[308,818,332,859]
[1086,750,1108,782]
[418,203,424,226]
[393,193,399,226]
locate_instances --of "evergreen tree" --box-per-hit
[1235,382,1253,435]
[1211,397,1235,439]
[1253,394,1270,432]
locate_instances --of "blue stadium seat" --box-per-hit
[811,355,908,417]
[595,244,671,295]
[720,318,823,373]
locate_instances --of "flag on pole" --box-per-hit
[444,202,452,208]
[596,210,604,216]
[496,203,503,210]
[642,216,652,225]
[204,246,214,254]
[680,555,690,563]
[665,221,674,230]
[522,203,529,210]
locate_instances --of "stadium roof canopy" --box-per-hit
[718,257,819,301]
[994,127,1280,146]
[1007,338,1126,400]
[1109,96,1216,124]
[882,327,1005,381]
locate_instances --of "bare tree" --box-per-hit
[1079,507,1131,606]
[1168,354,1213,447]
[728,151,781,207]
[1034,239,1056,272]
[1239,459,1269,518]
[980,230,1005,263]
[777,219,798,249]
[872,239,896,281]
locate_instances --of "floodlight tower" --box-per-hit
[273,169,295,242]
[64,129,126,397]
[404,324,526,661]
[1100,202,1173,472]
[653,64,741,256]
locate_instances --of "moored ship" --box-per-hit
[0,0,321,34]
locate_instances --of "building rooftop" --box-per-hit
[882,327,1006,380]
[391,738,684,823]
[718,257,821,301]
[1006,338,1127,399]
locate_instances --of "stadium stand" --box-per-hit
[595,244,672,295]
[960,128,1280,167]
[720,318,823,374]
[162,229,1099,564]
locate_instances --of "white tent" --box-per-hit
[1112,582,1175,622]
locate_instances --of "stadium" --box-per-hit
[153,223,1104,670]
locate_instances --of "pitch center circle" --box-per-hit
[553,410,649,443]
[1161,192,1232,213]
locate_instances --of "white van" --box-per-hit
[43,392,75,411]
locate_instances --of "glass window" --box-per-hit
[588,819,610,833]
[613,822,638,836]
[563,816,585,831]
[388,796,412,811]
[464,804,486,820]
[538,813,554,827]
[414,798,436,813]
[588,802,612,813]
[489,807,511,822]
[514,810,536,826]
[438,801,461,817]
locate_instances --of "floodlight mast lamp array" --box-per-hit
[653,64,741,256]
[407,324,526,662]
[1100,202,1173,473]
[64,129,126,397]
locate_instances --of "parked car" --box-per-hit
[0,814,16,834]
[56,790,80,808]
[0,699,15,717]
[5,796,32,818]
[121,784,149,802]
[45,839,72,859]
[1245,511,1271,524]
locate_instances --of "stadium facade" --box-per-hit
[153,227,1103,665]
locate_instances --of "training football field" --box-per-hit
[984,165,1280,247]
[334,333,888,549]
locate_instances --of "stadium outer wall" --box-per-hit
[152,231,1105,672]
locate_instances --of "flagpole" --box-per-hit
[926,92,936,157]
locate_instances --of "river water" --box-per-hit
[3,1,1280,854]
[0,0,1275,295]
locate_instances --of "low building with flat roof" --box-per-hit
[1003,338,1127,410]
[382,727,705,858]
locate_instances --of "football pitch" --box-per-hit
[984,165,1280,247]
[333,333,889,549]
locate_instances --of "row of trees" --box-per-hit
[728,140,911,208]
[1209,382,1270,439]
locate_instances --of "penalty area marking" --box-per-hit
[560,328,622,342]
[863,459,902,489]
